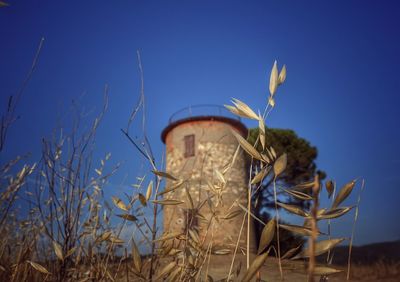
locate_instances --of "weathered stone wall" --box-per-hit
[163,118,256,253]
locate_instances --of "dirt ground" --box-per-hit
[113,254,399,281]
[156,254,399,282]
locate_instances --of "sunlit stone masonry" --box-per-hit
[161,106,256,253]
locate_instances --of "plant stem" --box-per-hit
[272,178,283,279]
[308,174,320,282]
[247,182,251,269]
[347,179,365,280]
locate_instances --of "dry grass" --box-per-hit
[0,58,376,281]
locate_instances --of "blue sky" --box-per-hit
[1,1,399,245]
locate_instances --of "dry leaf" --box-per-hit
[279,223,321,236]
[269,60,279,96]
[231,130,263,161]
[277,202,309,217]
[213,249,231,255]
[278,64,287,85]
[258,115,266,150]
[293,238,345,259]
[258,219,275,254]
[313,266,343,275]
[138,193,147,206]
[270,146,277,159]
[251,167,270,185]
[146,180,153,201]
[282,244,302,259]
[112,196,129,211]
[242,248,270,282]
[152,170,178,181]
[281,188,312,201]
[268,96,275,107]
[132,241,142,272]
[325,180,334,198]
[189,229,199,243]
[166,266,182,282]
[215,170,226,184]
[332,180,356,208]
[108,236,124,244]
[27,261,51,275]
[65,247,76,259]
[273,153,287,177]
[185,187,194,209]
[154,261,176,280]
[223,209,242,220]
[116,214,138,221]
[152,199,184,205]
[231,98,259,120]
[157,180,185,196]
[97,231,112,242]
[53,241,64,261]
[317,206,353,220]
[153,232,181,242]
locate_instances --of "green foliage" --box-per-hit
[248,127,326,210]
[248,127,325,186]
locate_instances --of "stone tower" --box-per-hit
[161,105,256,253]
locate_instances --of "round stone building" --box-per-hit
[161,105,256,253]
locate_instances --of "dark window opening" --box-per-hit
[184,134,195,157]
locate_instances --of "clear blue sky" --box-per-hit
[1,1,399,245]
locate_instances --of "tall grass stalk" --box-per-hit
[347,179,366,280]
[273,178,283,278]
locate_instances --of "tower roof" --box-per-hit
[161,105,248,143]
